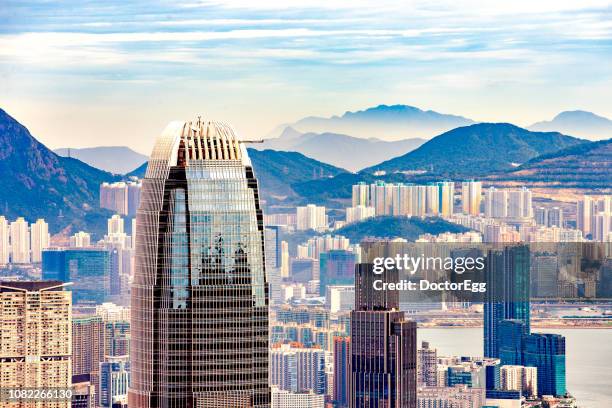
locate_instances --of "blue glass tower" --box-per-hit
[498,319,527,365]
[484,245,530,358]
[523,333,566,397]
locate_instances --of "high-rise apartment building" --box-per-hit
[437,181,455,217]
[9,216,30,263]
[462,180,482,216]
[352,182,369,207]
[485,187,508,219]
[507,187,532,218]
[30,218,50,263]
[72,315,105,377]
[0,215,9,265]
[0,281,72,408]
[417,385,485,408]
[100,181,142,216]
[345,205,375,224]
[333,337,350,407]
[270,344,326,394]
[70,231,92,248]
[296,204,328,231]
[129,118,270,407]
[417,341,438,387]
[500,365,537,398]
[350,242,417,408]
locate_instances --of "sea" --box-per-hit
[418,328,612,407]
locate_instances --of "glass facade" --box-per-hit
[484,245,530,359]
[42,248,111,304]
[129,119,270,407]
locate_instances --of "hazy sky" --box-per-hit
[1,0,611,153]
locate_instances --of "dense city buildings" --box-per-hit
[270,387,325,408]
[270,343,326,395]
[576,195,611,240]
[128,119,270,407]
[0,281,72,408]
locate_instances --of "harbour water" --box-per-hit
[418,328,612,407]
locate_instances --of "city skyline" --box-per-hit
[1,1,612,151]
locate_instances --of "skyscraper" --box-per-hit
[484,245,530,359]
[99,355,130,408]
[350,242,417,408]
[129,118,270,407]
[0,281,72,408]
[333,337,350,407]
[523,333,566,397]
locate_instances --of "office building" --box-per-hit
[30,218,50,263]
[9,216,30,263]
[129,119,270,407]
[42,247,111,304]
[350,242,417,408]
[99,355,130,408]
[462,181,482,216]
[498,319,526,366]
[319,250,357,294]
[484,245,530,359]
[0,281,72,408]
[523,333,566,397]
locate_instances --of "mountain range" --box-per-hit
[0,108,117,236]
[270,104,475,141]
[256,126,424,171]
[529,110,612,141]
[54,146,148,174]
[361,123,584,177]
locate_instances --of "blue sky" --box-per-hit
[1,0,611,152]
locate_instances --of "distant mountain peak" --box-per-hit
[289,104,475,141]
[529,110,612,140]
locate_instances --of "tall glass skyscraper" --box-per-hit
[129,118,270,407]
[484,245,530,359]
[349,242,417,408]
